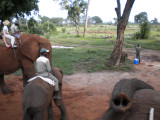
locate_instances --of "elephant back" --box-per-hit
[23,78,54,112]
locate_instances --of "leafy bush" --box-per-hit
[133,21,150,39]
[61,28,66,33]
[42,22,57,33]
[28,18,43,35]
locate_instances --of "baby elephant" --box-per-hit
[100,78,160,120]
[22,68,68,120]
[120,51,128,62]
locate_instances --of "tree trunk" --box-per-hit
[75,18,79,36]
[25,16,29,31]
[106,0,135,68]
[83,0,90,37]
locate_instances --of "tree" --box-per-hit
[113,18,118,25]
[151,18,159,25]
[106,0,135,68]
[0,0,39,20]
[50,17,64,26]
[134,12,148,23]
[38,15,50,24]
[57,0,87,36]
[92,16,103,24]
[83,0,91,37]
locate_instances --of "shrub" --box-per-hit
[42,22,57,33]
[133,21,150,39]
[61,28,66,33]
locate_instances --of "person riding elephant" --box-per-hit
[11,20,21,38]
[0,34,52,94]
[99,78,160,120]
[0,21,10,48]
[23,68,68,120]
[36,48,61,100]
[3,20,17,48]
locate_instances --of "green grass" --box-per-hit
[12,24,160,75]
[52,47,112,74]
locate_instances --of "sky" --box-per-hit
[36,0,160,23]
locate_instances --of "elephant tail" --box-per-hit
[111,92,132,113]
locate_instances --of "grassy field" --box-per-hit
[13,24,160,75]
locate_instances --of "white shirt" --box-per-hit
[3,26,8,36]
[11,24,19,34]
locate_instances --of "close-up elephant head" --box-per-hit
[0,34,52,94]
[99,78,160,120]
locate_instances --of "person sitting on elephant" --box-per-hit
[11,20,21,38]
[36,48,61,100]
[3,20,17,48]
[0,32,10,48]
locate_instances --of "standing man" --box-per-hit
[136,44,141,63]
[36,48,61,99]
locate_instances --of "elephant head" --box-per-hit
[99,78,157,120]
[20,34,53,86]
[22,68,68,120]
[0,34,53,94]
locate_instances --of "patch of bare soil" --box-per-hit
[87,31,116,34]
[0,48,160,120]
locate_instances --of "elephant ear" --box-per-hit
[21,41,40,62]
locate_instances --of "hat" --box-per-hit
[40,48,49,53]
[3,20,10,26]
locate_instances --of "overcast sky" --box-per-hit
[37,0,160,23]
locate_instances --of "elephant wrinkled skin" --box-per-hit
[23,67,68,120]
[0,34,52,94]
[100,78,160,120]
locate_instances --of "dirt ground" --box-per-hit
[0,48,160,120]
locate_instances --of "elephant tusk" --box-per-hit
[149,108,154,120]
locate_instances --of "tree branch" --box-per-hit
[115,0,121,21]
[122,0,135,23]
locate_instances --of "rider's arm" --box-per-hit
[46,59,52,72]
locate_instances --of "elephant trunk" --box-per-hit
[111,92,132,113]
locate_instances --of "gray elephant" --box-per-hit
[100,78,160,120]
[22,68,68,120]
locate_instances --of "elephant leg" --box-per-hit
[54,85,68,120]
[48,102,54,120]
[0,74,12,94]
[34,110,48,120]
[23,112,32,120]
[21,59,36,87]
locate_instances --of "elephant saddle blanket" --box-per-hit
[28,76,55,86]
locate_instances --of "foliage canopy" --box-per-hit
[134,12,148,23]
[0,0,39,20]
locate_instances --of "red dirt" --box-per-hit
[0,48,160,120]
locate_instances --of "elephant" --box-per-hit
[120,51,128,63]
[22,67,68,120]
[99,78,160,120]
[0,34,52,94]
